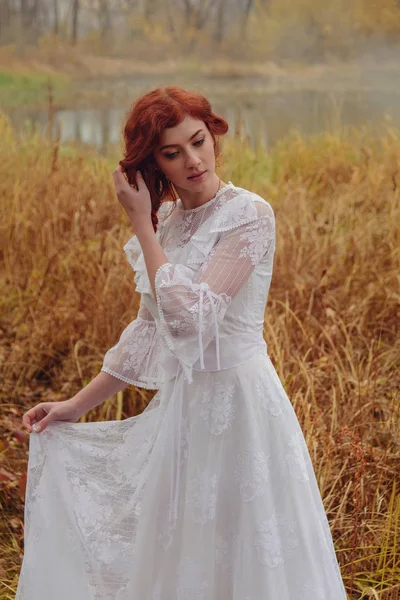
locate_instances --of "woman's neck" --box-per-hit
[175,175,228,211]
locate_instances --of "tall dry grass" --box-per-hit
[0,114,399,598]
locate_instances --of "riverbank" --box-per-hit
[2,41,400,112]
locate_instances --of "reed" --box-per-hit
[0,114,399,598]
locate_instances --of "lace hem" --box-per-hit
[101,366,162,390]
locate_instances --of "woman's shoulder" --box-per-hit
[232,184,274,213]
[157,200,176,222]
[209,184,274,233]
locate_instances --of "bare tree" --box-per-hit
[19,0,29,31]
[71,0,79,44]
[182,0,214,31]
[214,0,227,45]
[53,0,59,34]
[242,0,253,33]
[165,0,179,41]
[143,0,157,22]
[98,0,112,41]
[0,0,12,39]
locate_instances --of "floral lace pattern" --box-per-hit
[256,377,284,417]
[234,445,271,502]
[200,381,236,435]
[161,182,235,251]
[214,531,240,573]
[253,512,299,568]
[239,217,276,265]
[101,302,163,389]
[186,468,218,525]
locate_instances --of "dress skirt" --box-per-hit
[15,352,348,600]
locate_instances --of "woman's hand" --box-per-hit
[112,166,152,230]
[22,398,83,434]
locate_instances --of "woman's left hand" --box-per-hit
[112,166,152,228]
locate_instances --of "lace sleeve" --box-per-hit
[154,199,275,383]
[101,297,164,389]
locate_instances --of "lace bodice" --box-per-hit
[101,181,276,388]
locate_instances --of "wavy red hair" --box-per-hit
[119,86,229,233]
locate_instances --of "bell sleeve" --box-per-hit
[101,211,174,389]
[101,298,164,389]
[153,196,275,384]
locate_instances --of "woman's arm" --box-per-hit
[22,371,129,433]
[71,370,129,415]
[151,199,276,384]
[134,220,168,299]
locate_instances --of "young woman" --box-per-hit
[16,86,348,599]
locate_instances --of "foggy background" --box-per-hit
[2,0,400,151]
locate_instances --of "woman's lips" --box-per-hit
[188,170,206,181]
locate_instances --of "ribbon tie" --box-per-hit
[168,281,221,524]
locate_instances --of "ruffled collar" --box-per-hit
[176,181,234,213]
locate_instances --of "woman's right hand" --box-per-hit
[22,397,83,434]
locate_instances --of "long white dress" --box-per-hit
[15,182,348,599]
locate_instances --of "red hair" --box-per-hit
[119,86,229,233]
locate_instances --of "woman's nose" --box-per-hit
[186,150,201,168]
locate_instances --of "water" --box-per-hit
[5,75,400,153]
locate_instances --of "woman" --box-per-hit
[16,86,348,599]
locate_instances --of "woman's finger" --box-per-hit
[113,168,132,194]
[112,166,124,184]
[32,412,54,433]
[136,170,147,191]
[22,406,47,431]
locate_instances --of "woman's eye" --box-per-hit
[163,139,204,159]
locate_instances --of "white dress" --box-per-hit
[15,182,348,600]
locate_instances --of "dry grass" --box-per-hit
[0,115,399,599]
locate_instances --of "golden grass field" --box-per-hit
[0,113,399,599]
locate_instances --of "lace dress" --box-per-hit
[15,182,348,600]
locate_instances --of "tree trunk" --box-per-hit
[71,0,79,45]
[20,0,29,31]
[214,0,226,45]
[183,0,193,27]
[53,0,59,34]
[144,0,157,22]
[98,0,112,43]
[0,0,11,39]
[165,0,179,42]
[241,0,254,36]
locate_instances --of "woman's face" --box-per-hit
[154,115,217,192]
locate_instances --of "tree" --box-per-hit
[98,0,112,42]
[71,0,79,44]
[53,0,59,35]
[214,0,227,45]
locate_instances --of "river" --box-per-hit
[5,67,400,152]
